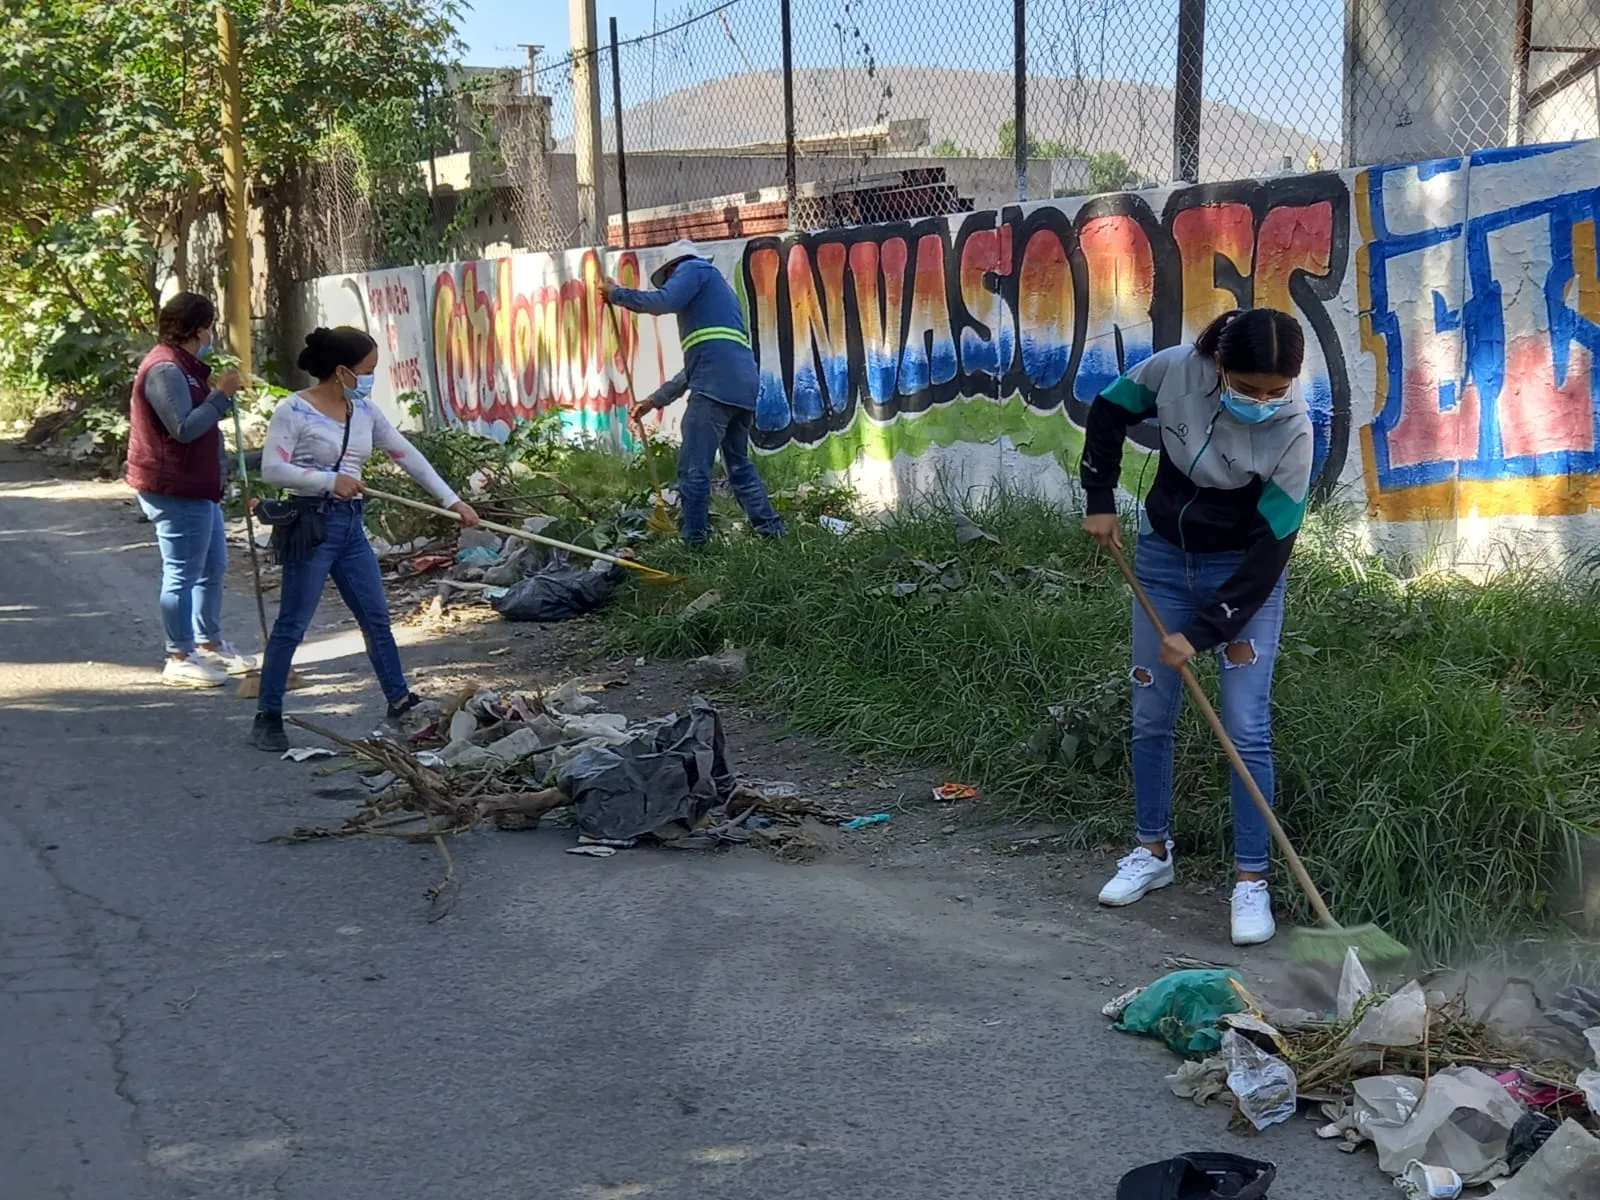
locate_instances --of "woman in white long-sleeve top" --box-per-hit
[248,326,478,752]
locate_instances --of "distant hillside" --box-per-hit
[586,65,1338,185]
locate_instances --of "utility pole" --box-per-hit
[216,1,252,375]
[568,0,607,245]
[609,18,630,248]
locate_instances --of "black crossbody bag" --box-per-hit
[253,402,353,565]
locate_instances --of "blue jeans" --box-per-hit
[257,500,408,712]
[677,394,786,544]
[1130,528,1287,874]
[137,492,227,656]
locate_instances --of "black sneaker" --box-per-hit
[386,692,424,722]
[250,711,289,753]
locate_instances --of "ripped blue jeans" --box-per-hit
[1130,527,1286,874]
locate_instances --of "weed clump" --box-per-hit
[614,491,1600,966]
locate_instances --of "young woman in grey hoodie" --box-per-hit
[1080,308,1313,947]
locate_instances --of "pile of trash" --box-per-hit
[373,523,629,624]
[1107,954,1600,1196]
[278,679,854,872]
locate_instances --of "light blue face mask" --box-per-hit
[1220,391,1287,424]
[344,372,376,402]
[197,332,215,360]
[1220,375,1291,425]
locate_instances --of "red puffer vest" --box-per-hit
[124,342,223,501]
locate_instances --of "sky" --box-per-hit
[456,0,663,68]
[454,0,1347,141]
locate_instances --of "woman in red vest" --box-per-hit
[124,292,251,687]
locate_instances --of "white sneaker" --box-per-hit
[1098,843,1176,906]
[1231,880,1277,946]
[161,654,228,689]
[196,641,257,675]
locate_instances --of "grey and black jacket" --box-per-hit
[1080,343,1313,650]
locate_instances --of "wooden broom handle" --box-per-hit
[1107,541,1338,928]
[360,487,672,580]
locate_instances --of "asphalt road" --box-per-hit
[0,446,1391,1199]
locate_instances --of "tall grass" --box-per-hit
[614,493,1600,965]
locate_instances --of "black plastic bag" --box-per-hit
[556,697,734,841]
[1507,1113,1559,1175]
[491,563,622,622]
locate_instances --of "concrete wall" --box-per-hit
[290,138,1600,566]
[1348,0,1600,164]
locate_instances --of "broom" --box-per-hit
[231,405,304,699]
[604,302,676,536]
[1106,541,1409,970]
[361,487,683,584]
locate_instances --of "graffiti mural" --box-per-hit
[300,265,432,428]
[427,248,676,444]
[740,175,1352,497]
[285,138,1600,558]
[1359,141,1600,521]
[364,272,429,402]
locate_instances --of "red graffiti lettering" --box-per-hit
[429,250,640,433]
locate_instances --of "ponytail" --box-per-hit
[1194,307,1305,377]
[297,326,377,381]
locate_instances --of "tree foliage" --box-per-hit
[995,118,1144,195]
[0,1,461,419]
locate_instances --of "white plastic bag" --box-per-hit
[1579,1067,1600,1112]
[1224,1029,1298,1130]
[1338,947,1374,1021]
[1364,1066,1524,1185]
[1344,981,1429,1048]
[1351,1075,1425,1141]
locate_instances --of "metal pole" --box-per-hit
[1013,0,1027,202]
[609,17,629,248]
[216,2,252,375]
[423,79,438,199]
[781,0,797,228]
[1508,0,1534,145]
[1173,0,1205,184]
[1341,0,1359,168]
[568,0,607,244]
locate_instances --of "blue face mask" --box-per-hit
[197,334,215,360]
[1220,374,1291,424]
[1220,391,1287,424]
[344,373,376,402]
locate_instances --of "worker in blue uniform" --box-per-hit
[600,240,787,545]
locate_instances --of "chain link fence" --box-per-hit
[1347,0,1600,167]
[601,2,791,245]
[487,63,562,253]
[515,0,1600,248]
[304,135,378,276]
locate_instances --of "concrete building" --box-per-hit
[1345,0,1600,164]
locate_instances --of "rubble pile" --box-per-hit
[278,677,853,887]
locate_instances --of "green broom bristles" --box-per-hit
[1288,923,1410,967]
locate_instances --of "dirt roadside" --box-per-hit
[199,488,1311,1001]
